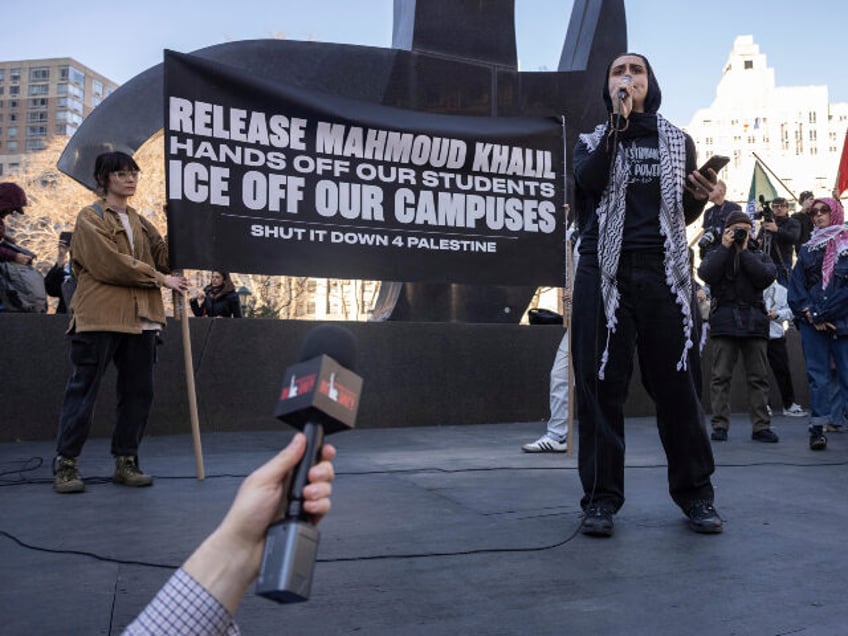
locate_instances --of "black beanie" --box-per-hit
[724,211,752,229]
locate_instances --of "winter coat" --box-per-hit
[698,242,776,338]
[68,200,170,334]
[788,244,848,336]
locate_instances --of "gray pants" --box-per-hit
[709,336,771,432]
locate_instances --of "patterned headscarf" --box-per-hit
[806,198,848,288]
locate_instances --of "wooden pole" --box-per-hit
[562,200,575,457]
[174,282,205,480]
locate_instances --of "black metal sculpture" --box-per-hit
[57,0,626,322]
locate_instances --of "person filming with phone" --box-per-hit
[698,210,778,443]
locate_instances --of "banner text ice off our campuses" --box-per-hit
[163,50,565,286]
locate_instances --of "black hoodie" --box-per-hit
[574,53,703,254]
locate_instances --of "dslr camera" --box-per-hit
[733,227,749,244]
[698,227,721,250]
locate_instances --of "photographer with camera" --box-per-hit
[698,211,778,443]
[758,196,800,286]
[698,180,741,259]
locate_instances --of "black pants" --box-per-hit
[766,336,796,409]
[56,331,158,459]
[572,253,716,513]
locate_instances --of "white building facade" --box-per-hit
[686,35,848,207]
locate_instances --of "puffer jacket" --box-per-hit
[68,200,170,334]
[698,242,775,338]
[788,244,848,335]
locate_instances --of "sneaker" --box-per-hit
[809,426,828,451]
[824,423,844,433]
[522,435,568,453]
[53,456,85,494]
[686,500,724,534]
[751,428,779,443]
[783,403,808,417]
[581,505,614,537]
[113,456,153,487]
[710,428,728,441]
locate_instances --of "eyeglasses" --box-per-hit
[811,207,831,216]
[111,170,141,180]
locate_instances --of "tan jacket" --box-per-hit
[68,200,170,334]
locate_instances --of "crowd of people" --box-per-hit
[3,49,848,631]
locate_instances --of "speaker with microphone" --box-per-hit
[255,325,362,603]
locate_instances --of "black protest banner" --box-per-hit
[164,50,565,286]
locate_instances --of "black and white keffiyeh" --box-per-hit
[579,114,695,379]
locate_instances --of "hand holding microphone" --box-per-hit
[614,76,633,117]
[256,325,362,603]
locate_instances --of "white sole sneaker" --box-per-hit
[522,436,568,453]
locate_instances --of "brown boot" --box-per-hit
[113,456,153,487]
[54,456,85,494]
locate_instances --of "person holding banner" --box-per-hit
[53,151,189,494]
[571,53,722,537]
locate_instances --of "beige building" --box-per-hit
[686,35,848,207]
[0,57,118,176]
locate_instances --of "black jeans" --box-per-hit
[766,336,796,409]
[572,253,715,513]
[56,331,158,459]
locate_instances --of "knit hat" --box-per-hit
[0,182,27,214]
[724,211,752,228]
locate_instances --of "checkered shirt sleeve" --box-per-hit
[122,568,240,636]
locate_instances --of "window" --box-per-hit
[9,113,17,122]
[744,60,753,70]
[27,111,47,122]
[26,139,46,151]
[28,98,48,109]
[28,84,49,96]
[0,69,4,81]
[809,112,817,124]
[0,87,3,95]
[7,142,18,152]
[92,79,103,97]
[7,126,17,137]
[55,111,82,125]
[26,125,47,137]
[9,85,20,95]
[91,96,101,108]
[29,67,50,81]
[67,84,83,99]
[8,100,18,109]
[68,66,85,85]
[10,68,21,81]
[55,123,77,136]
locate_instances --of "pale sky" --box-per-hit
[1,0,845,126]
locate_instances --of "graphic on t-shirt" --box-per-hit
[625,144,660,184]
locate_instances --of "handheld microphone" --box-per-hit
[256,325,362,603]
[618,76,632,101]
